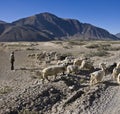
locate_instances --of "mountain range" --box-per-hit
[116,33,120,38]
[0,12,119,41]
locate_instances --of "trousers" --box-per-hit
[11,62,14,70]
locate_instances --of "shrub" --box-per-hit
[68,41,86,45]
[51,41,63,45]
[86,43,111,50]
[86,44,99,49]
[85,50,109,57]
[109,46,120,51]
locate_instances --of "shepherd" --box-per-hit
[10,51,15,70]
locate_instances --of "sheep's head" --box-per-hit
[113,62,117,67]
[62,62,68,67]
[116,62,120,69]
[99,63,106,70]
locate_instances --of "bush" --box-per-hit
[86,44,99,49]
[85,50,109,57]
[86,43,111,50]
[68,41,86,45]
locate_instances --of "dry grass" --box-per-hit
[84,50,109,57]
[51,41,63,45]
[86,43,111,49]
[68,40,86,46]
[85,43,99,49]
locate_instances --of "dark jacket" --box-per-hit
[10,53,15,63]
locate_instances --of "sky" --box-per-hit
[0,0,119,34]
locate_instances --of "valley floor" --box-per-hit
[0,41,120,114]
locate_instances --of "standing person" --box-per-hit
[10,51,15,70]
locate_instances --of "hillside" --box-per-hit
[116,33,120,38]
[0,12,119,41]
[0,20,6,24]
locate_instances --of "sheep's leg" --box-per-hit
[117,75,120,84]
[90,66,94,72]
[45,76,50,82]
[90,80,93,86]
[42,77,45,84]
[63,71,65,75]
[75,70,78,75]
[90,80,95,86]
[67,71,70,76]
[94,79,98,85]
[90,78,94,86]
[90,75,94,86]
[54,74,57,80]
[112,74,117,81]
[41,74,45,84]
[90,76,96,86]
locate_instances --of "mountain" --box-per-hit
[0,12,119,41]
[0,20,6,24]
[116,33,120,38]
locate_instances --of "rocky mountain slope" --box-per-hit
[0,12,119,41]
[0,20,6,24]
[116,33,120,38]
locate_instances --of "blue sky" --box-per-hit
[0,0,119,34]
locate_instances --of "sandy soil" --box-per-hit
[0,41,120,114]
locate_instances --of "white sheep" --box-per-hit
[57,58,73,66]
[117,73,120,84]
[36,51,46,60]
[73,58,84,66]
[57,60,65,65]
[112,62,120,81]
[27,53,36,58]
[90,63,106,86]
[112,67,120,81]
[116,62,120,69]
[105,62,117,75]
[66,65,78,75]
[42,63,67,83]
[80,59,94,71]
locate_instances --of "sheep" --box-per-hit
[42,63,67,83]
[105,62,117,75]
[80,59,94,71]
[57,60,65,65]
[57,59,73,66]
[44,55,51,64]
[112,62,120,81]
[66,65,78,75]
[112,67,120,81]
[117,73,120,84]
[49,51,57,60]
[116,62,120,69]
[27,53,36,58]
[90,63,106,86]
[36,51,46,60]
[54,53,61,61]
[49,51,57,57]
[65,56,74,61]
[73,58,84,66]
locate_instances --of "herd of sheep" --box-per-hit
[28,51,120,86]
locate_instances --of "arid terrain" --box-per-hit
[0,40,120,114]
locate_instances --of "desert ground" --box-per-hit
[0,40,120,114]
